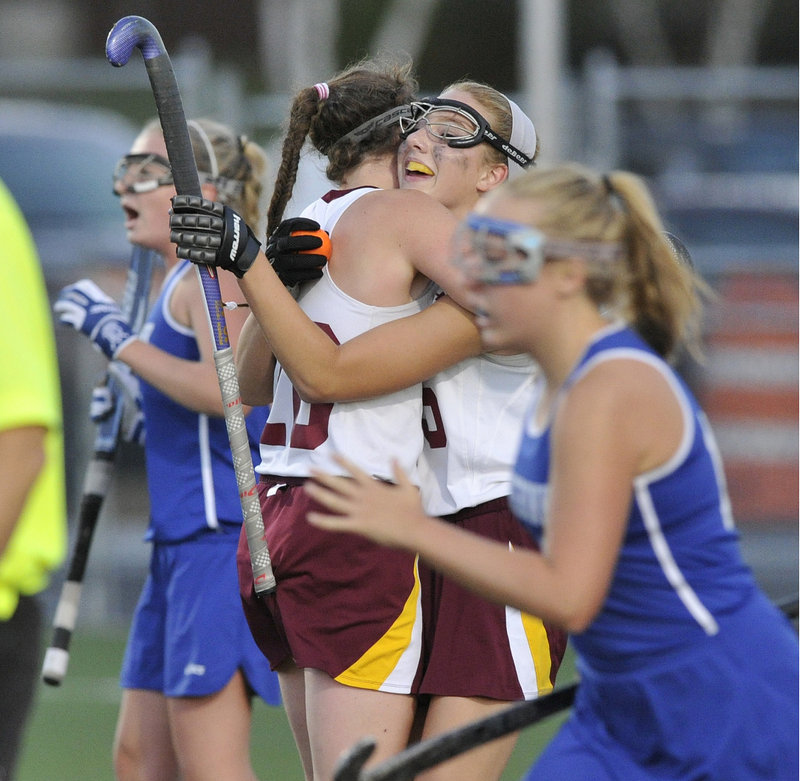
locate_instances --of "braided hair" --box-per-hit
[266,55,418,236]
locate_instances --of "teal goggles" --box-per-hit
[454,213,623,285]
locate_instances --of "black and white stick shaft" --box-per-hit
[42,245,155,686]
[105,15,276,594]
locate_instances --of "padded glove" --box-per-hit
[169,195,261,278]
[266,217,330,286]
[54,279,135,360]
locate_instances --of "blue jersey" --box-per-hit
[514,322,797,777]
[510,322,762,670]
[138,261,270,542]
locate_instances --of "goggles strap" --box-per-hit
[338,105,414,145]
[480,129,533,168]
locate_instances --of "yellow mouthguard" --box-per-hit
[407,161,434,176]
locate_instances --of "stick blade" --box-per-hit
[106,15,164,66]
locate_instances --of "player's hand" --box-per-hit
[305,455,426,550]
[265,217,330,287]
[54,279,135,360]
[169,195,261,278]
[89,363,146,445]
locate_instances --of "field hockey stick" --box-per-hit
[42,244,156,686]
[334,683,577,781]
[105,15,276,595]
[334,593,799,780]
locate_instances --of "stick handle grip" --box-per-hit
[214,348,275,592]
[41,581,82,685]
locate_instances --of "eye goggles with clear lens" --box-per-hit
[454,213,624,285]
[399,98,533,169]
[453,214,546,285]
[113,153,174,195]
[112,153,244,200]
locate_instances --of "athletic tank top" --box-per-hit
[138,260,270,542]
[510,322,758,669]
[256,188,436,481]
[419,346,536,515]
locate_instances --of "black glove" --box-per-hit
[169,195,261,278]
[265,217,330,287]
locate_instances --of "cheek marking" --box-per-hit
[432,145,469,171]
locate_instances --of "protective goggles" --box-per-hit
[453,213,623,285]
[399,99,533,169]
[113,152,244,200]
[112,153,174,194]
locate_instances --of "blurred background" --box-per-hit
[0,0,795,654]
[1,2,796,778]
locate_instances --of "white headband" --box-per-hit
[506,97,537,178]
[187,119,219,179]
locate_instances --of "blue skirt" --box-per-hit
[525,590,798,780]
[121,526,281,704]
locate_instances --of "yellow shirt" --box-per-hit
[0,177,66,619]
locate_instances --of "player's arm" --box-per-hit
[242,192,482,401]
[401,194,475,312]
[169,198,483,403]
[54,275,233,417]
[0,426,46,555]
[172,197,480,401]
[236,311,276,406]
[321,295,481,401]
[347,189,475,313]
[532,358,684,628]
[115,340,230,416]
[117,269,259,417]
[303,451,597,633]
[286,295,481,403]
[239,254,481,401]
[305,361,657,633]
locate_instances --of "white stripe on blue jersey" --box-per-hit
[510,322,757,670]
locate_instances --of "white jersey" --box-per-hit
[419,351,537,515]
[256,187,435,481]
[300,185,375,231]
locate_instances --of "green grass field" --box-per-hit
[16,631,576,780]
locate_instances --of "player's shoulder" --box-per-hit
[358,186,448,218]
[335,189,450,246]
[565,351,676,430]
[575,350,667,394]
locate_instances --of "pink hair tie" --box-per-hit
[313,82,330,100]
